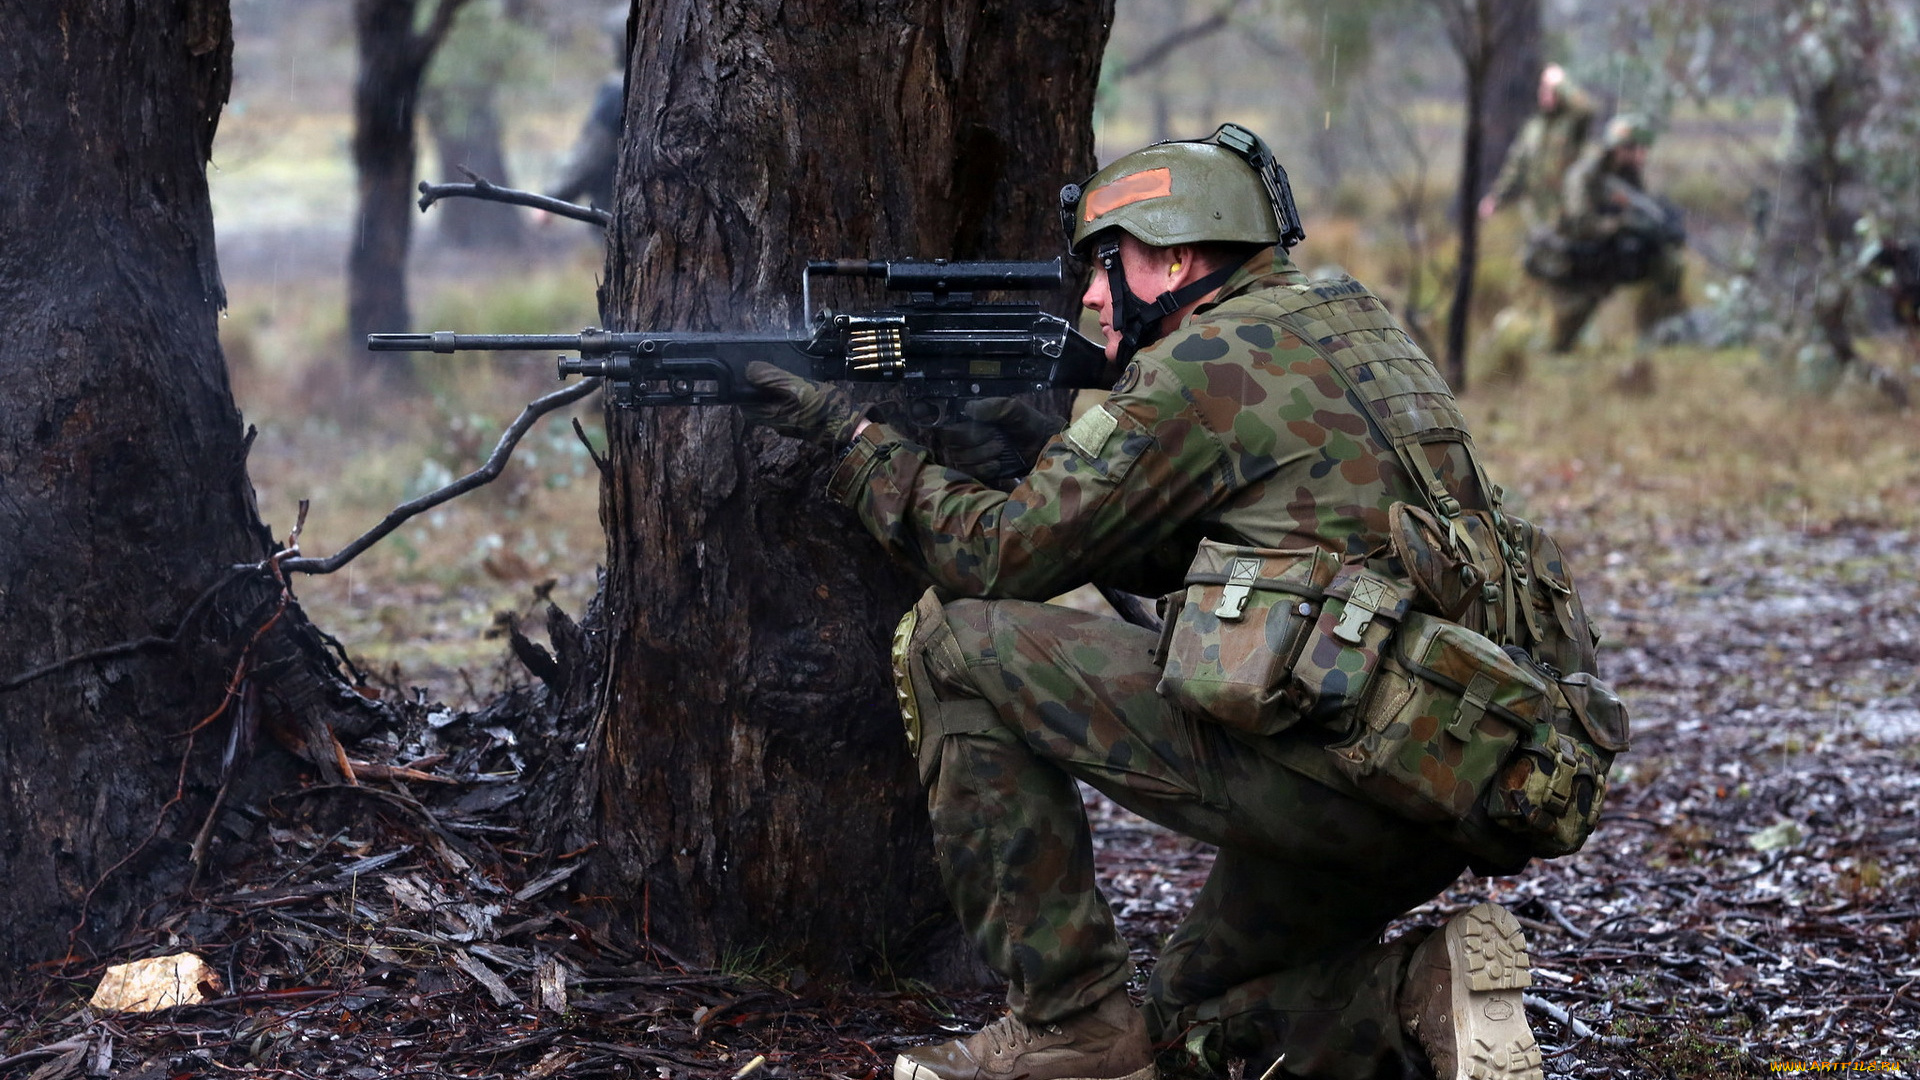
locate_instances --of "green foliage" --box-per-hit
[1613,1014,1758,1075]
[426,0,532,101]
[416,258,602,334]
[1292,0,1417,102]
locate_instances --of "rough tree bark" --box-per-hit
[347,0,475,363]
[0,0,379,978]
[574,0,1114,977]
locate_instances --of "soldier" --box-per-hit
[741,126,1548,1080]
[1535,113,1686,352]
[1479,63,1595,229]
[545,7,627,212]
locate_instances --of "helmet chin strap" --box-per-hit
[1098,241,1245,364]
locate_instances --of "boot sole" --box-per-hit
[1442,903,1543,1080]
[893,1058,1157,1080]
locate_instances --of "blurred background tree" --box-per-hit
[420,0,533,250]
[347,0,475,370]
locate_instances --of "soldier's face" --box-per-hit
[1081,234,1178,361]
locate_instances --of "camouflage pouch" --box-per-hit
[1288,563,1418,735]
[1485,671,1629,856]
[1328,613,1550,823]
[1154,539,1342,735]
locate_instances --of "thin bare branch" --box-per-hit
[1111,0,1254,81]
[418,176,611,228]
[276,378,603,576]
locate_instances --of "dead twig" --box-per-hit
[0,1035,89,1070]
[1524,993,1634,1047]
[0,565,257,692]
[418,173,611,229]
[273,377,602,577]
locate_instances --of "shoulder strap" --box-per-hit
[1250,278,1501,528]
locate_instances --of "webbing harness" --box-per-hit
[1247,278,1553,657]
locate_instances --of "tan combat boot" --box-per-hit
[1399,903,1543,1080]
[893,988,1158,1080]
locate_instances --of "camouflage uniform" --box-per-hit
[828,251,1496,1077]
[1540,143,1686,352]
[1488,85,1595,230]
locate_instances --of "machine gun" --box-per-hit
[367,258,1111,414]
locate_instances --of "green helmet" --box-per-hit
[1060,123,1305,255]
[1603,113,1656,150]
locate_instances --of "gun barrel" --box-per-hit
[805,257,1065,294]
[366,332,601,353]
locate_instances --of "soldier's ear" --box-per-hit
[1165,244,1201,282]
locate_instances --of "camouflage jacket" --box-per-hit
[1491,91,1595,227]
[826,251,1491,604]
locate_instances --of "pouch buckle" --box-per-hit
[1448,671,1501,740]
[1332,574,1395,643]
[1540,736,1584,816]
[1213,557,1262,620]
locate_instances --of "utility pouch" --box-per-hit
[1328,613,1549,823]
[1485,671,1629,856]
[1154,539,1342,735]
[1288,563,1417,736]
[1389,503,1507,632]
[1390,503,1598,679]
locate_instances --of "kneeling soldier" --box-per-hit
[743,126,1559,1080]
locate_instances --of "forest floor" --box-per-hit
[3,391,1917,1077]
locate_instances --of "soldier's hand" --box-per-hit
[740,362,866,450]
[933,397,1065,485]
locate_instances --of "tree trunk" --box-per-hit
[581,0,1113,978]
[422,4,526,251]
[1475,0,1540,199]
[347,0,474,364]
[1446,58,1485,392]
[1437,0,1537,391]
[0,0,378,978]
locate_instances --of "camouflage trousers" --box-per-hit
[1543,246,1686,352]
[898,592,1470,1079]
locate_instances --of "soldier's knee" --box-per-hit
[891,589,1005,777]
[894,590,986,698]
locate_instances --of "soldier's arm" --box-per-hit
[825,351,1236,601]
[1488,119,1540,207]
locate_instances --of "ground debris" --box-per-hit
[2,526,1914,1078]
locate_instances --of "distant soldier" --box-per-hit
[1527,113,1687,352]
[546,7,627,213]
[1479,64,1595,229]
